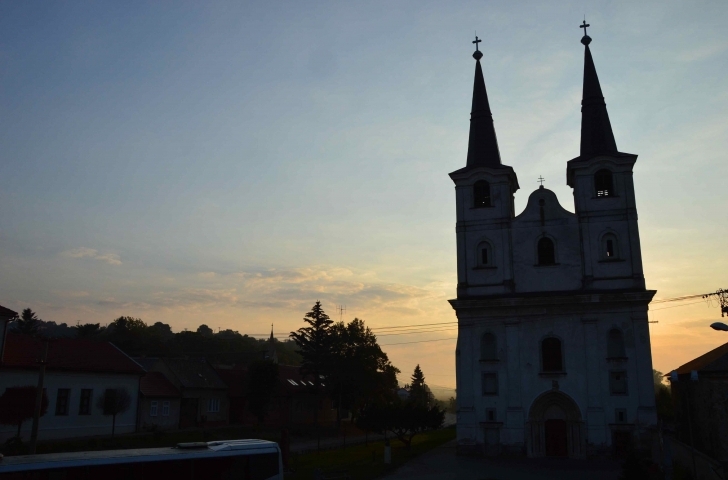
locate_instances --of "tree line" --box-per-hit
[9,308,300,365]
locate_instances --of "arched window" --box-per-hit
[473,180,491,208]
[537,237,556,265]
[542,337,563,372]
[595,169,614,197]
[602,233,619,259]
[607,329,626,358]
[477,242,492,267]
[480,332,497,361]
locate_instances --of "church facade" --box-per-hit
[450,32,657,458]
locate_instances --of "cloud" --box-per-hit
[62,248,122,265]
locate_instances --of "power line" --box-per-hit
[380,337,456,346]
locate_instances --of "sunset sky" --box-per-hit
[1,1,727,390]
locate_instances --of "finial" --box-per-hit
[538,175,545,187]
[472,35,483,60]
[580,18,592,45]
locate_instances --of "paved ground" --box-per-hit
[380,441,623,480]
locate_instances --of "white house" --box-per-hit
[451,32,657,457]
[0,330,145,442]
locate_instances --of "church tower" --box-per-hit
[450,28,657,459]
[449,37,520,299]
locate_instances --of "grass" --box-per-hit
[286,426,456,480]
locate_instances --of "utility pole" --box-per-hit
[29,340,49,454]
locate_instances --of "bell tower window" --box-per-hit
[601,233,620,260]
[595,169,614,197]
[537,237,556,265]
[473,180,491,208]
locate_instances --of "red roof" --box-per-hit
[674,341,728,375]
[215,368,247,397]
[140,372,180,397]
[1,333,145,375]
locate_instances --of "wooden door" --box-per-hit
[544,419,568,457]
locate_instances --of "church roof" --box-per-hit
[465,47,503,169]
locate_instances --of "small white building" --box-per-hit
[0,330,145,442]
[451,32,657,457]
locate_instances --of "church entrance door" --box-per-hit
[544,419,568,456]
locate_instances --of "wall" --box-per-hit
[138,397,180,431]
[453,294,657,455]
[0,369,140,442]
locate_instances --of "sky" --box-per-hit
[1,1,727,390]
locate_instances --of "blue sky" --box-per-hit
[1,1,727,387]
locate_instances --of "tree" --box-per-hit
[96,388,131,437]
[327,318,400,423]
[15,308,41,336]
[75,322,101,338]
[197,324,214,337]
[290,301,334,391]
[246,360,279,424]
[408,364,433,407]
[0,386,48,439]
[357,401,444,449]
[653,369,673,420]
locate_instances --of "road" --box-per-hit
[380,440,623,480]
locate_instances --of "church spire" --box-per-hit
[267,324,278,363]
[579,22,618,158]
[466,36,502,168]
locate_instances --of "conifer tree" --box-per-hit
[408,364,433,407]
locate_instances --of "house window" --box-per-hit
[482,372,498,396]
[610,371,628,395]
[208,398,221,413]
[480,332,497,361]
[615,408,627,424]
[150,401,158,417]
[537,237,555,265]
[486,408,496,422]
[79,389,92,415]
[473,180,491,208]
[607,329,626,359]
[595,169,614,197]
[162,401,170,417]
[55,389,70,416]
[541,337,563,372]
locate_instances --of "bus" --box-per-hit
[0,439,283,480]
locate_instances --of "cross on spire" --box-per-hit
[472,35,482,52]
[538,176,545,186]
[580,19,590,36]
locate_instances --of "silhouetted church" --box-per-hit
[450,28,657,457]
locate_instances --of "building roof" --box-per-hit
[140,371,181,397]
[134,357,161,372]
[214,364,320,398]
[1,333,145,375]
[674,341,728,375]
[163,358,227,390]
[0,304,18,319]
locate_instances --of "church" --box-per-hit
[450,27,658,458]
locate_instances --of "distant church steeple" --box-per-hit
[579,22,619,159]
[266,324,278,363]
[466,36,502,168]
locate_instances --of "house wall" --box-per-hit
[0,370,140,442]
[672,375,728,461]
[181,388,229,426]
[138,397,180,431]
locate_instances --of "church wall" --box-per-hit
[455,300,655,454]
